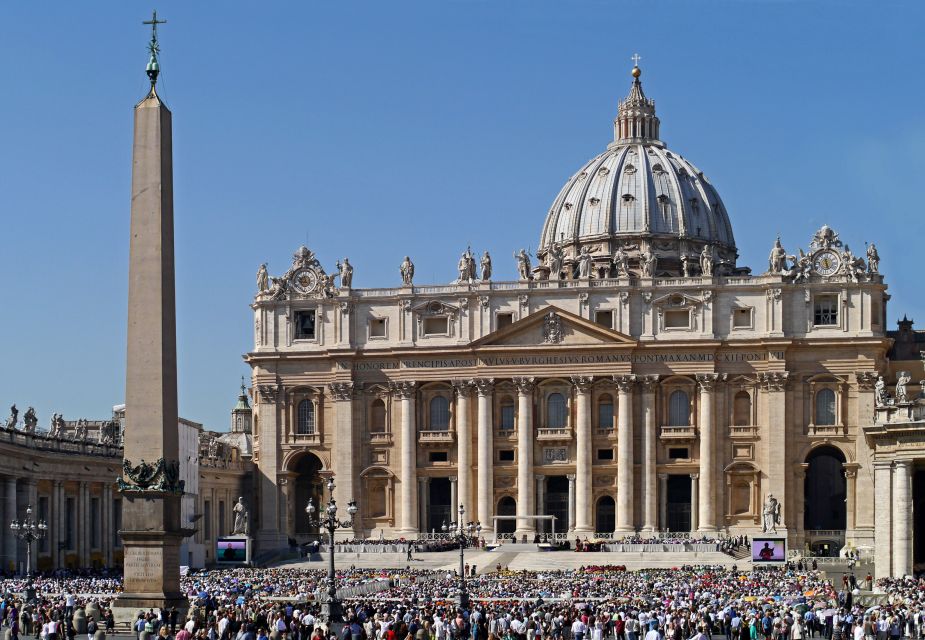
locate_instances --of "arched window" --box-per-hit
[370,399,386,433]
[815,389,836,426]
[499,396,515,431]
[547,393,567,428]
[733,391,751,426]
[429,396,450,430]
[668,390,690,426]
[297,400,315,435]
[598,394,614,429]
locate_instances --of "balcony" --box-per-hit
[807,423,846,437]
[596,426,616,439]
[418,430,455,446]
[659,425,697,442]
[537,427,572,442]
[291,432,321,445]
[369,432,393,445]
[729,425,758,439]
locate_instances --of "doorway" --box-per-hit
[804,446,846,531]
[497,497,516,534]
[293,453,324,537]
[666,475,692,531]
[596,495,615,533]
[544,476,569,533]
[427,477,451,533]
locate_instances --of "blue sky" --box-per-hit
[2,1,923,432]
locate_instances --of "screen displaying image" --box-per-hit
[217,538,247,562]
[751,538,786,562]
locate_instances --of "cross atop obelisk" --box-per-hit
[143,10,167,89]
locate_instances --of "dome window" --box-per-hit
[589,197,601,206]
[657,194,669,204]
[578,171,588,180]
[598,166,610,176]
[652,163,665,174]
[689,198,700,215]
[624,163,636,174]
[563,202,573,210]
[621,194,635,204]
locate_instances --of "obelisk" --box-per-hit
[113,12,187,619]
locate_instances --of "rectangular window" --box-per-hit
[664,309,690,329]
[500,404,515,430]
[91,497,100,549]
[38,497,50,553]
[66,497,75,550]
[597,448,614,461]
[732,308,752,329]
[423,316,449,336]
[594,310,613,328]
[204,500,212,540]
[813,295,838,326]
[294,310,316,339]
[113,499,122,549]
[497,313,514,330]
[369,317,386,338]
[429,451,448,463]
[218,501,226,537]
[498,449,515,462]
[668,447,689,460]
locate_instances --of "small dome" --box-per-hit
[537,66,737,277]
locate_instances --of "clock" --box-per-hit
[291,268,319,294]
[813,250,841,277]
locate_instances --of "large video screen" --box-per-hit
[216,538,247,563]
[751,537,786,563]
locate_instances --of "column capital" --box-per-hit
[448,476,458,483]
[689,473,699,480]
[473,378,495,396]
[390,380,418,399]
[696,373,724,391]
[256,383,283,403]
[534,474,545,482]
[566,474,576,481]
[758,371,789,391]
[512,377,536,395]
[452,379,475,398]
[639,374,660,392]
[854,371,878,390]
[417,476,428,486]
[893,459,913,470]
[658,473,668,481]
[570,375,594,394]
[327,381,355,401]
[613,374,637,392]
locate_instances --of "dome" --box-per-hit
[536,65,738,279]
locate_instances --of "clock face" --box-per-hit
[813,250,841,277]
[291,268,319,294]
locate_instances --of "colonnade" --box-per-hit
[873,460,916,578]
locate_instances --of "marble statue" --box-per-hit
[875,376,890,407]
[841,245,865,283]
[256,264,269,292]
[640,248,657,278]
[810,224,841,250]
[5,405,18,429]
[762,494,781,534]
[480,251,492,281]
[336,258,353,288]
[576,246,595,278]
[681,253,692,278]
[514,249,532,281]
[612,246,629,277]
[400,256,415,286]
[768,237,787,273]
[866,243,880,274]
[22,407,37,433]
[457,247,476,284]
[700,245,714,276]
[74,419,88,441]
[232,496,249,535]
[896,371,912,404]
[547,243,564,280]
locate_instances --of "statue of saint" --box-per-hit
[336,258,353,288]
[768,237,787,274]
[640,248,657,278]
[400,256,415,286]
[457,248,476,284]
[5,405,18,429]
[576,246,595,278]
[762,494,781,534]
[700,245,714,276]
[480,251,492,281]
[896,371,912,404]
[514,249,532,281]
[547,243,564,280]
[874,375,889,407]
[23,407,38,433]
[256,264,269,292]
[612,246,629,278]
[866,243,880,274]
[232,496,249,535]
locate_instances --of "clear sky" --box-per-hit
[2,1,923,432]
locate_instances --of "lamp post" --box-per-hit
[10,504,47,602]
[305,477,357,625]
[441,504,481,610]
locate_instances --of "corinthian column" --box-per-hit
[454,380,474,526]
[513,377,536,535]
[392,381,418,534]
[640,375,659,532]
[474,379,495,535]
[892,461,913,577]
[614,375,636,533]
[696,373,720,532]
[572,376,594,534]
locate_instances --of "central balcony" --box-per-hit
[659,425,697,442]
[536,427,572,442]
[418,429,455,446]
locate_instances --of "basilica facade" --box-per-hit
[247,65,924,577]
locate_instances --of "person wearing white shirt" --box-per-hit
[572,619,588,640]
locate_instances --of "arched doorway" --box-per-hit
[292,453,324,538]
[596,496,615,533]
[804,446,846,536]
[497,496,516,534]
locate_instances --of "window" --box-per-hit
[499,397,515,431]
[668,390,690,426]
[429,396,450,430]
[423,317,449,336]
[813,295,838,326]
[294,310,316,339]
[664,309,690,329]
[597,448,614,461]
[204,500,212,540]
[113,499,122,548]
[370,399,386,432]
[595,310,613,328]
[369,317,386,338]
[733,391,751,425]
[546,393,567,428]
[598,394,614,429]
[815,389,836,426]
[66,497,75,550]
[297,400,315,434]
[733,308,752,329]
[498,449,515,462]
[497,313,514,330]
[668,447,689,459]
[91,497,100,549]
[429,451,448,463]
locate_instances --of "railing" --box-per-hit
[659,425,697,440]
[0,429,122,458]
[291,432,321,445]
[805,529,846,540]
[369,432,392,444]
[418,430,455,444]
[807,424,846,437]
[537,427,572,441]
[729,425,758,437]
[596,427,616,437]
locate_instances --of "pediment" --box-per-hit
[473,306,636,348]
[650,291,705,308]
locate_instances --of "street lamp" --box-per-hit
[10,504,48,602]
[441,504,481,609]
[305,477,358,625]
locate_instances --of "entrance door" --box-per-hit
[497,497,516,534]
[428,477,451,533]
[666,475,692,532]
[596,496,615,533]
[544,476,569,534]
[293,453,324,538]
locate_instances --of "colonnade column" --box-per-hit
[474,379,495,535]
[566,474,576,532]
[103,482,113,567]
[417,478,428,534]
[394,381,418,534]
[572,376,593,534]
[696,373,719,532]
[535,476,546,533]
[690,473,699,533]
[872,461,893,579]
[614,375,636,533]
[658,474,668,530]
[843,464,859,534]
[51,480,61,569]
[513,377,536,535]
[2,477,16,572]
[454,381,473,524]
[641,375,659,532]
[79,481,89,567]
[328,381,357,536]
[892,461,913,577]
